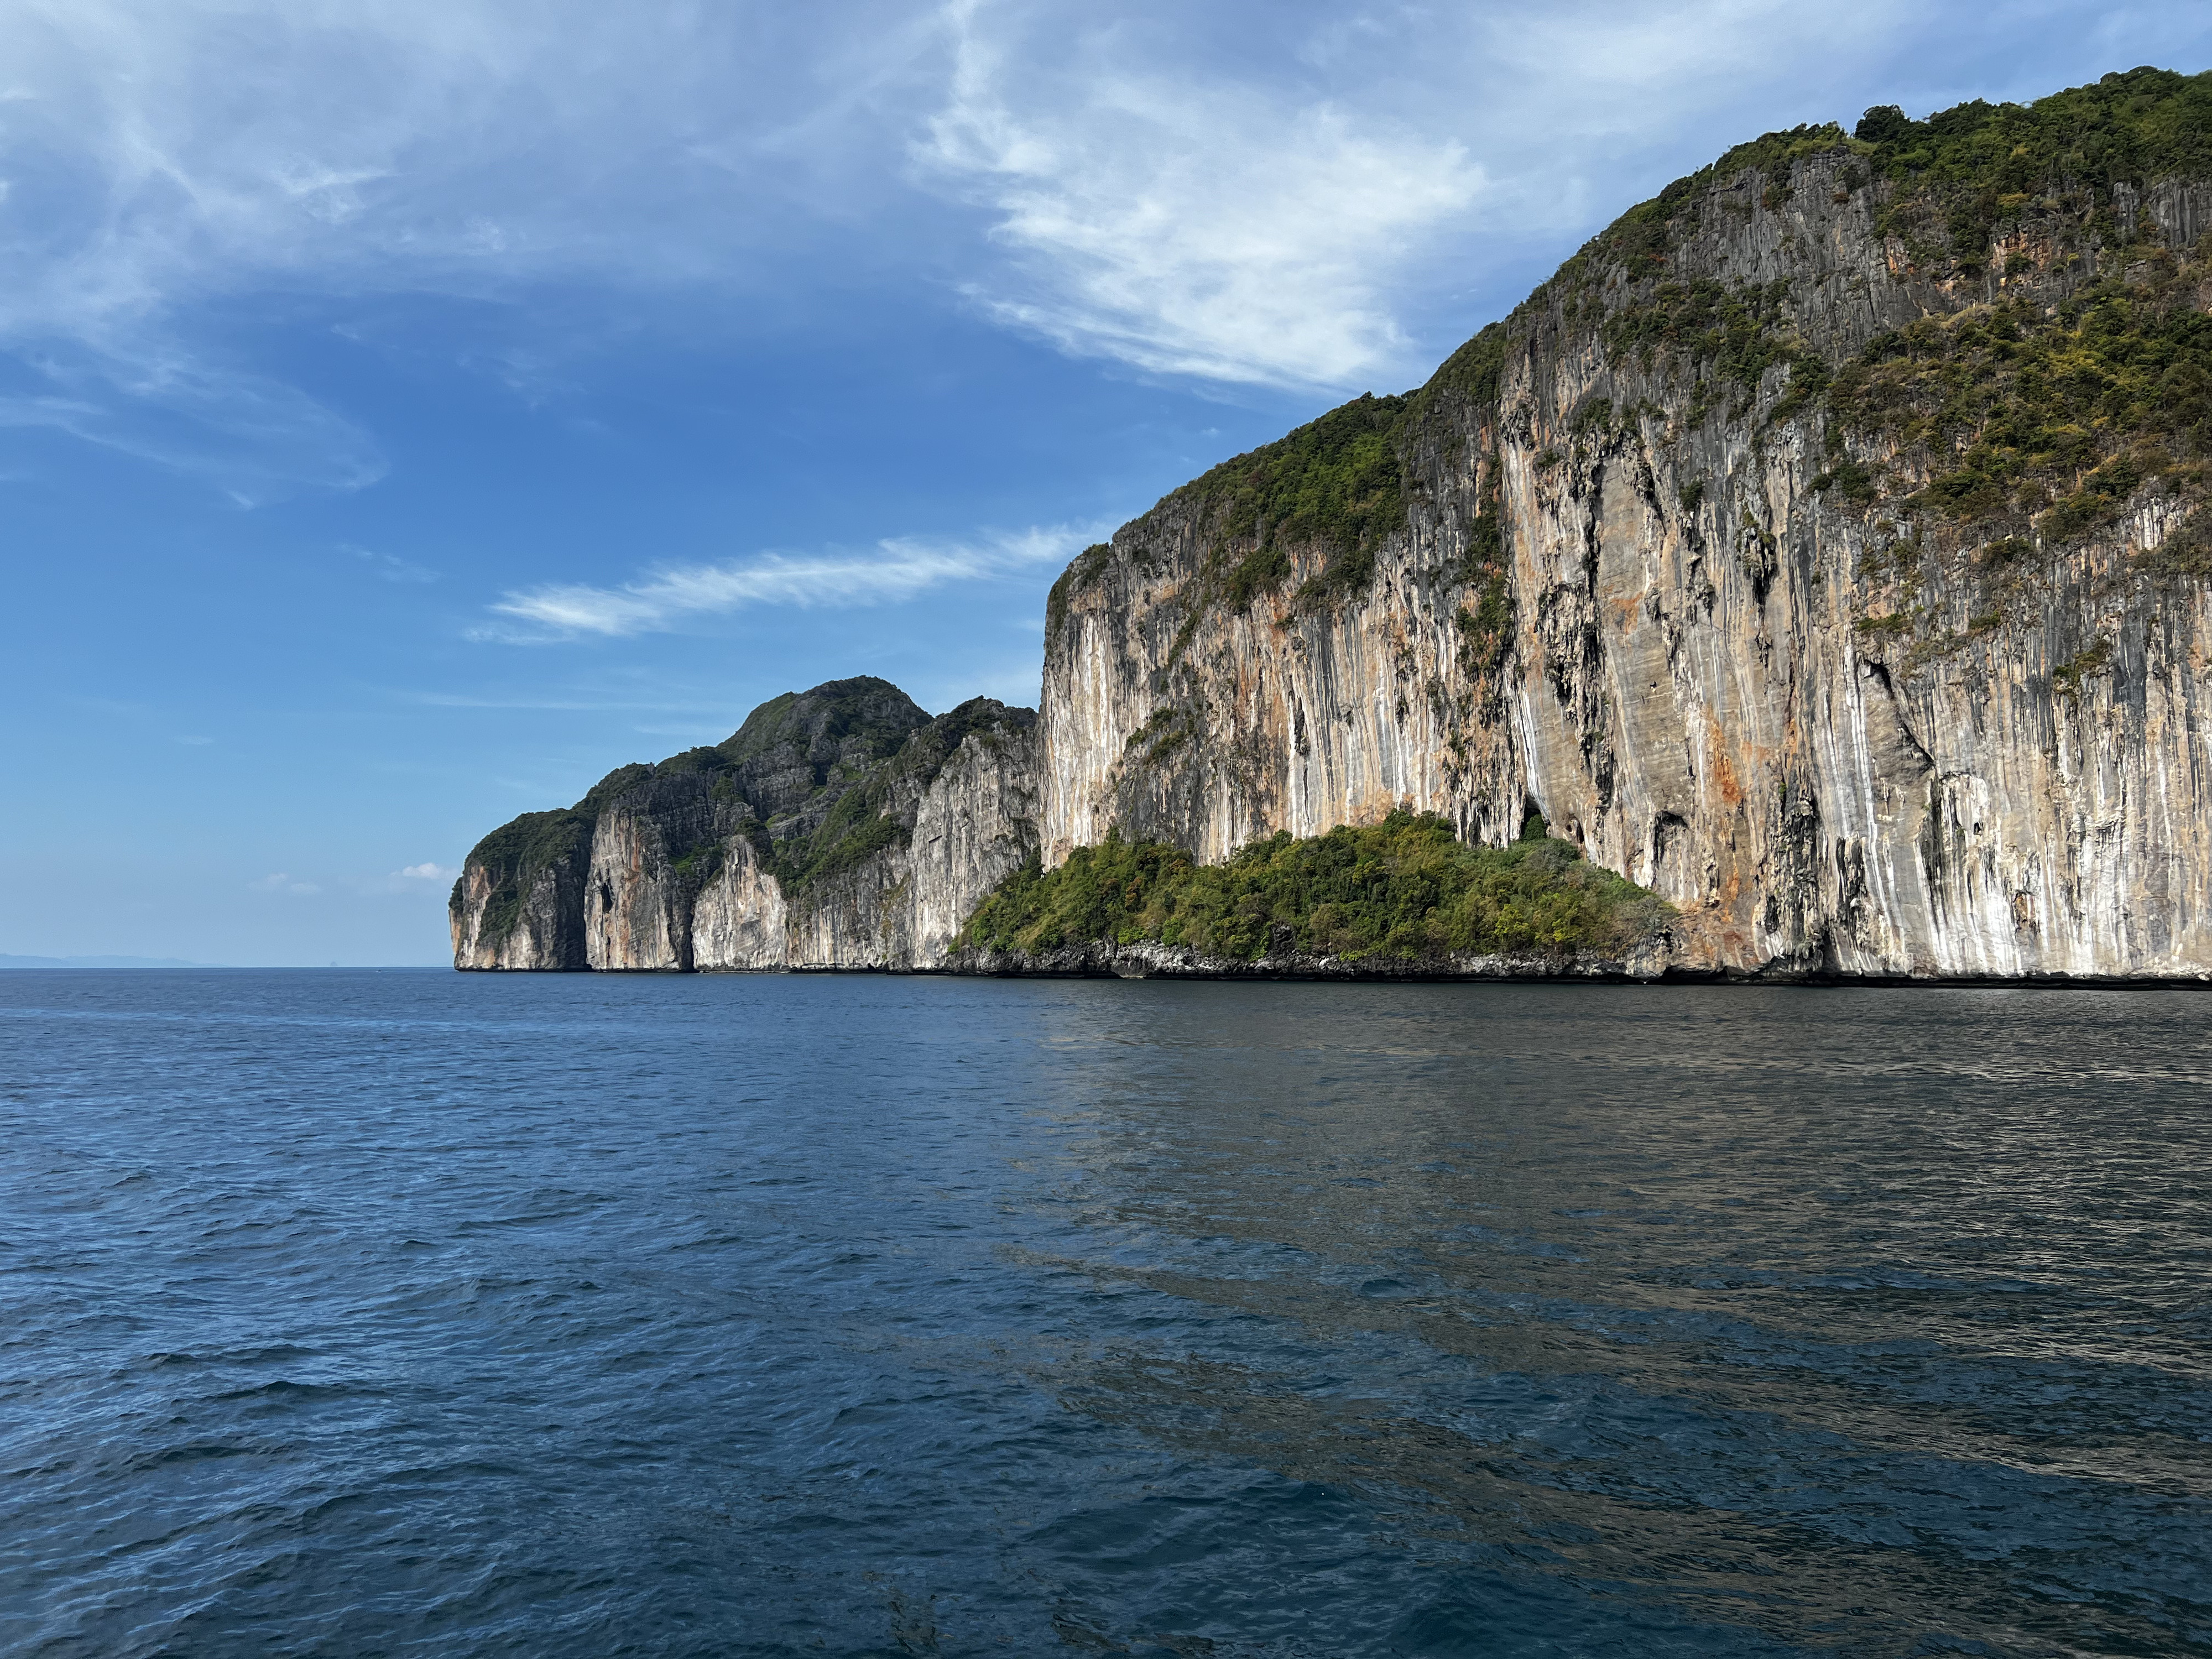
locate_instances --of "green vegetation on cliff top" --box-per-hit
[957,811,1671,965]
[716,676,927,769]
[458,683,1030,934]
[1826,272,2212,546]
[1582,66,2212,276]
[455,807,592,949]
[1560,67,2212,562]
[747,692,1027,894]
[1184,392,1411,612]
[1046,66,2212,640]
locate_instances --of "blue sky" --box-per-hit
[6,1,2209,966]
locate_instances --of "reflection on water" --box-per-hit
[2,972,2206,1656]
[1003,988,2211,1653]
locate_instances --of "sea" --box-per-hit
[4,968,2208,1657]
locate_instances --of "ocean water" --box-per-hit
[3,969,2208,1658]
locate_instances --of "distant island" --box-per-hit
[455,69,2212,983]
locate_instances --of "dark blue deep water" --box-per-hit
[4,971,2209,1657]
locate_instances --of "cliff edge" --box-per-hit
[456,69,2212,982]
[452,679,1040,971]
[1041,68,2212,980]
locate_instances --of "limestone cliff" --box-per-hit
[457,71,2212,983]
[692,700,1041,970]
[448,808,593,970]
[452,679,1040,971]
[1041,69,2212,980]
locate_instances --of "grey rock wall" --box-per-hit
[778,719,1042,969]
[452,682,1041,972]
[1039,151,2212,980]
[450,811,592,969]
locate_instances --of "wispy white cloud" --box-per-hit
[4,0,2205,489]
[480,521,1108,640]
[349,545,440,583]
[395,862,457,879]
[395,692,735,711]
[910,0,2173,391]
[914,1,1483,389]
[249,872,320,895]
[0,0,933,491]
[0,343,385,503]
[628,723,737,739]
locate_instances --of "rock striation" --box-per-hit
[1040,70,2212,980]
[452,679,1040,971]
[459,71,2212,981]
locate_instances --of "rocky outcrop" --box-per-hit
[785,715,1041,967]
[705,703,1043,970]
[450,810,593,969]
[460,72,2212,983]
[451,679,1041,971]
[945,938,1674,982]
[690,837,789,970]
[1040,72,2212,981]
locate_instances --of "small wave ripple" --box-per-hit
[2,970,2208,1656]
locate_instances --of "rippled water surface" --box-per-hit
[4,970,2210,1656]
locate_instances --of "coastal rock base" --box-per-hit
[939,936,1679,982]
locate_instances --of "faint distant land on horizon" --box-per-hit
[0,954,211,969]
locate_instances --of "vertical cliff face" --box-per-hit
[690,837,789,970]
[774,715,1042,968]
[577,769,743,971]
[450,809,593,969]
[457,73,2212,982]
[1042,72,2212,979]
[452,680,1040,971]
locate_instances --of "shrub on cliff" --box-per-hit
[958,811,1671,964]
[1582,67,2212,564]
[455,807,593,947]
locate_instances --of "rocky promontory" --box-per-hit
[452,679,1040,971]
[458,70,2212,982]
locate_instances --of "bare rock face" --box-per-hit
[774,714,1042,969]
[690,837,789,970]
[582,768,739,971]
[460,74,2212,982]
[449,810,592,969]
[451,679,1041,971]
[1041,79,2212,980]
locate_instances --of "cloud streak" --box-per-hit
[7,0,2209,487]
[915,1,1484,389]
[481,521,1108,640]
[249,873,320,895]
[0,0,933,492]
[910,0,2210,392]
[351,546,441,583]
[0,341,385,502]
